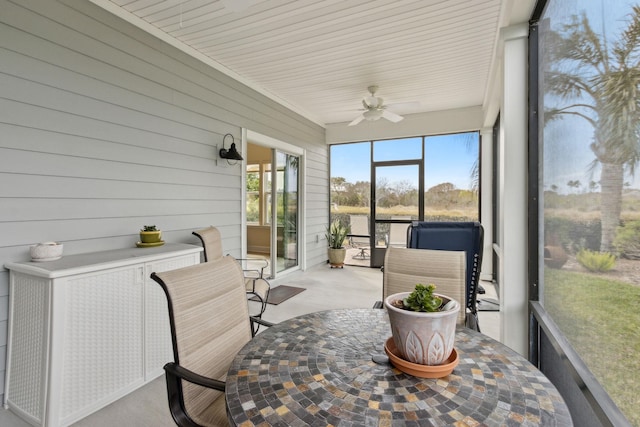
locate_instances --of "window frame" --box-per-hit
[245,161,272,226]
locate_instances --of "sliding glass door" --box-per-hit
[246,131,302,278]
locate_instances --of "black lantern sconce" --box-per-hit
[219,133,244,165]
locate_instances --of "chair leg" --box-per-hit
[248,293,266,335]
[246,277,269,334]
[352,247,370,260]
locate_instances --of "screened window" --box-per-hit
[538,1,640,424]
[424,133,479,221]
[330,132,479,224]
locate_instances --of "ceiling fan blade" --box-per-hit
[381,110,404,123]
[348,115,365,126]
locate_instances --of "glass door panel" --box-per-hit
[274,151,299,273]
[371,162,422,267]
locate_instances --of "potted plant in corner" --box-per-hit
[139,225,163,244]
[384,283,460,378]
[325,219,350,268]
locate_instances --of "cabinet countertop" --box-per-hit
[4,243,203,278]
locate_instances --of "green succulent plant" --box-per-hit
[142,225,158,232]
[403,283,443,312]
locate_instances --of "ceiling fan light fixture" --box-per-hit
[364,96,382,108]
[349,85,405,126]
[363,109,384,121]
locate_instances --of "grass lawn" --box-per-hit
[544,268,640,426]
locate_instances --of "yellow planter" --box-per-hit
[140,230,162,243]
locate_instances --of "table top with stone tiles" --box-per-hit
[225,308,572,427]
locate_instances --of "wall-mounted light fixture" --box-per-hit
[219,133,243,164]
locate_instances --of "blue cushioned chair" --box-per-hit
[407,221,484,331]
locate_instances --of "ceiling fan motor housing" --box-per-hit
[363,109,384,121]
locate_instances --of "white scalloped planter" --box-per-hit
[30,242,64,262]
[385,292,459,366]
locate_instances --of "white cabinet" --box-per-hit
[3,244,202,427]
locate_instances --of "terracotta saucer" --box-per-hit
[384,337,459,378]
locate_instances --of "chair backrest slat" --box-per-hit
[383,247,466,326]
[192,226,223,262]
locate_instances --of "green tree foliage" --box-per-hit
[613,220,640,259]
[331,177,370,207]
[246,171,260,192]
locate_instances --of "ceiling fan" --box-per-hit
[348,85,405,126]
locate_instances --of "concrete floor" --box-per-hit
[0,262,500,427]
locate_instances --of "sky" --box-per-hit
[330,133,479,191]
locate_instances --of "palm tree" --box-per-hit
[544,6,640,251]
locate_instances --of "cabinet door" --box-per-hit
[5,273,50,424]
[59,265,144,425]
[144,254,200,380]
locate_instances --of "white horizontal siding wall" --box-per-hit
[0,0,327,401]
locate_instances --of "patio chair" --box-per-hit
[150,256,272,427]
[377,246,467,327]
[192,226,270,333]
[385,216,412,248]
[348,214,370,259]
[407,221,485,330]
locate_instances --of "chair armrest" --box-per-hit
[164,362,226,391]
[251,316,274,328]
[163,362,226,427]
[236,257,269,278]
[250,316,274,337]
[246,277,271,296]
[372,300,383,309]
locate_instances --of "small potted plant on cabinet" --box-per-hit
[139,225,163,244]
[384,283,460,377]
[325,220,350,268]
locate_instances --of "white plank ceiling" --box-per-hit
[92,0,531,126]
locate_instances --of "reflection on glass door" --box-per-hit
[274,151,299,273]
[371,162,423,267]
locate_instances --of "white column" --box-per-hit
[499,23,529,355]
[480,126,494,281]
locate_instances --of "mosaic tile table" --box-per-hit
[225,308,572,427]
